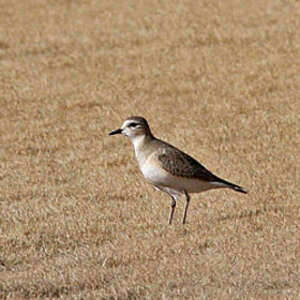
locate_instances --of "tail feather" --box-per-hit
[230,183,247,194]
[214,177,247,194]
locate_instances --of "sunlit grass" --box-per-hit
[0,0,299,298]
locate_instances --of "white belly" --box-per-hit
[140,160,219,194]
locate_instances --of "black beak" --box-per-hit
[109,128,122,136]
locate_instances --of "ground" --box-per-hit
[0,0,299,299]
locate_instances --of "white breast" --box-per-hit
[140,159,170,186]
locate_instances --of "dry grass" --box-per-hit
[0,0,299,299]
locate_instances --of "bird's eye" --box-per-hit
[129,122,139,128]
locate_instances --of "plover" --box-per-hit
[109,116,247,224]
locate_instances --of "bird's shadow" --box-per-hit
[217,205,284,222]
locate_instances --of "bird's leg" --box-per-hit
[168,196,176,225]
[182,190,190,224]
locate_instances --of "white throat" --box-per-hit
[130,134,147,155]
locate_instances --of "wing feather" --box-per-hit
[157,147,218,182]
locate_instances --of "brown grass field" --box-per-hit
[0,0,299,299]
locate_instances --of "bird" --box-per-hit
[109,116,247,224]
